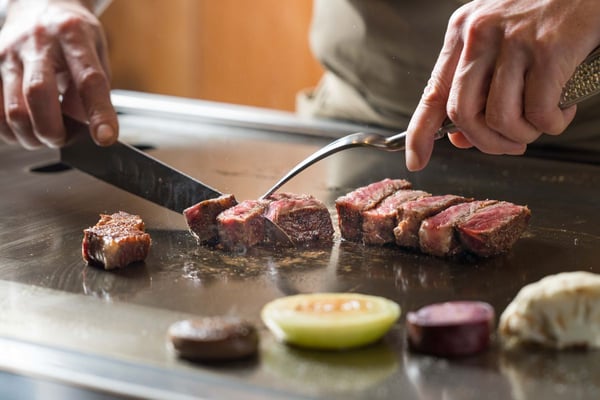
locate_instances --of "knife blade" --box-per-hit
[60,115,293,246]
[60,115,221,214]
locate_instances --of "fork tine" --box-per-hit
[260,133,369,199]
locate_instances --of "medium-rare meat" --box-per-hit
[457,201,531,257]
[362,190,430,245]
[394,195,471,249]
[419,200,497,257]
[265,193,334,244]
[183,194,238,245]
[82,211,151,269]
[335,178,411,242]
[217,200,269,252]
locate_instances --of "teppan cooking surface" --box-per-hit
[1,106,599,399]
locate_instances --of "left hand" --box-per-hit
[405,0,600,171]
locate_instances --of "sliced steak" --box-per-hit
[82,211,151,269]
[335,178,411,242]
[457,201,531,257]
[265,193,334,244]
[183,194,238,245]
[419,200,497,257]
[394,195,471,249]
[217,200,269,252]
[362,190,430,245]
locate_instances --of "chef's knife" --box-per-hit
[60,114,222,214]
[60,115,293,246]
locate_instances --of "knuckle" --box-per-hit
[5,103,29,125]
[57,15,86,36]
[24,75,50,102]
[77,67,108,92]
[485,109,511,133]
[526,111,565,135]
[462,13,497,46]
[422,73,451,109]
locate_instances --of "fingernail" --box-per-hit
[405,149,421,171]
[95,124,116,145]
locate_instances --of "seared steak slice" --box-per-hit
[362,190,430,245]
[217,200,269,252]
[457,201,531,257]
[419,200,497,257]
[335,178,411,242]
[265,193,334,244]
[394,195,471,249]
[82,211,151,269]
[183,194,238,245]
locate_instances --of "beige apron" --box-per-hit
[299,0,600,152]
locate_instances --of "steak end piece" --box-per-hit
[335,178,411,242]
[265,193,334,244]
[183,194,238,245]
[419,200,497,257]
[362,190,430,245]
[394,195,472,249]
[82,211,151,270]
[457,201,531,257]
[217,200,269,252]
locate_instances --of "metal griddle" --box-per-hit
[1,91,599,400]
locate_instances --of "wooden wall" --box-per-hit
[100,0,324,111]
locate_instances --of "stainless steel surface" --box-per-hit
[1,94,600,399]
[60,115,221,214]
[110,90,394,139]
[262,49,600,200]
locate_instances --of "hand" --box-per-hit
[405,0,600,171]
[0,0,118,149]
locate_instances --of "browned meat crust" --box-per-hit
[82,211,151,269]
[362,190,430,245]
[183,194,238,245]
[419,200,497,257]
[216,200,270,252]
[265,192,334,244]
[457,201,531,257]
[394,195,471,249]
[335,178,412,242]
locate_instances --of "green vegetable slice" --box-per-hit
[261,292,400,350]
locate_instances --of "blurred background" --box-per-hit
[100,0,324,112]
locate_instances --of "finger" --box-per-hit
[524,53,576,135]
[59,30,118,146]
[23,56,65,147]
[405,26,464,171]
[1,58,41,149]
[486,46,541,144]
[448,46,526,155]
[447,132,473,149]
[0,80,17,144]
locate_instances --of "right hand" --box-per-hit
[0,0,118,149]
[404,0,600,171]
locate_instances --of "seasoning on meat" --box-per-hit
[361,189,430,245]
[335,178,412,242]
[183,194,238,245]
[394,195,471,249]
[418,200,497,257]
[82,211,151,269]
[264,192,334,244]
[457,201,531,257]
[217,200,270,252]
